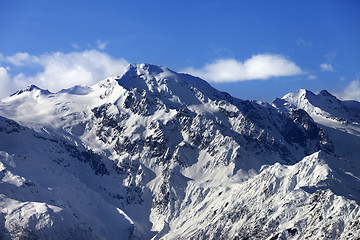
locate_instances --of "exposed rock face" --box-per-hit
[0,64,359,239]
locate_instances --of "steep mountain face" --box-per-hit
[0,116,135,240]
[0,64,359,239]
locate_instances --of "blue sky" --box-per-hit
[0,0,359,102]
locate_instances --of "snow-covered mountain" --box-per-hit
[0,63,359,239]
[273,89,360,164]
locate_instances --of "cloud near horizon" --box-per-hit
[0,66,12,99]
[0,50,129,99]
[183,54,304,82]
[336,80,360,101]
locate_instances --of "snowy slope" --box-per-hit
[0,116,140,239]
[165,151,360,239]
[273,89,360,136]
[273,89,360,176]
[0,64,360,239]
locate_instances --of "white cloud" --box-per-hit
[0,66,17,98]
[336,80,360,101]
[184,54,304,82]
[0,66,11,82]
[0,50,129,99]
[96,40,109,50]
[320,63,334,72]
[5,52,38,66]
[296,38,313,47]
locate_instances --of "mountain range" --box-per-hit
[0,63,359,239]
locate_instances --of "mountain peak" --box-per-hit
[317,90,340,103]
[9,84,51,97]
[281,89,315,103]
[319,89,332,97]
[119,63,172,79]
[285,89,341,106]
[282,89,339,103]
[113,63,215,99]
[114,63,175,94]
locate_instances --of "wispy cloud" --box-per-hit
[96,40,109,50]
[296,38,313,47]
[336,79,360,101]
[308,74,317,80]
[320,63,334,72]
[0,50,128,99]
[325,51,337,62]
[183,54,304,82]
[339,76,346,82]
[71,43,80,49]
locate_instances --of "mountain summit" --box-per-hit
[0,64,360,239]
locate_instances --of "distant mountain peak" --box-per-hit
[57,85,92,95]
[283,89,339,103]
[273,87,360,136]
[10,84,51,97]
[319,89,332,96]
[282,89,316,101]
